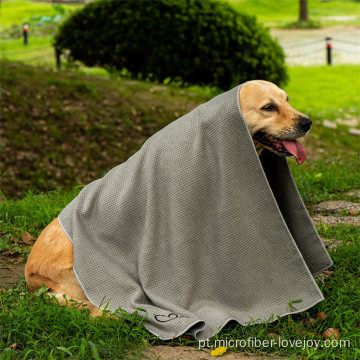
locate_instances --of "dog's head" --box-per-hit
[239,80,311,164]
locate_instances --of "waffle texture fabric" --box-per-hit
[58,84,332,340]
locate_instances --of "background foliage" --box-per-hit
[54,0,287,90]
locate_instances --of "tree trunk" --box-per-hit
[299,0,309,22]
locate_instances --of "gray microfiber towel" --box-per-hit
[58,84,333,340]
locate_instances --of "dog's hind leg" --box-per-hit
[25,218,103,316]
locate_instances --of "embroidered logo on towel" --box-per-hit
[155,313,179,322]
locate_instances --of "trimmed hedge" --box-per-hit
[54,0,288,90]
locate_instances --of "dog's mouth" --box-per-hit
[254,131,306,164]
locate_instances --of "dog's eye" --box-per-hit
[261,104,277,111]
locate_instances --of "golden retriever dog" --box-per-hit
[25,80,312,315]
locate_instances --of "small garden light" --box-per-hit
[23,22,29,45]
[326,36,332,65]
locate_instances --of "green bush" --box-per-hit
[54,0,287,90]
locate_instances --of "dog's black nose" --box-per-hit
[298,116,312,132]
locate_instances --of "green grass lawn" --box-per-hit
[226,0,360,27]
[1,280,152,359]
[0,0,80,30]
[0,0,79,67]
[0,189,359,358]
[1,0,358,30]
[1,36,53,64]
[286,65,360,122]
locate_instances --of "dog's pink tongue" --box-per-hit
[282,140,306,164]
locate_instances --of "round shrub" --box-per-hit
[54,0,288,90]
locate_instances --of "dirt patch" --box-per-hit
[313,200,360,215]
[321,238,355,251]
[310,199,360,226]
[312,215,360,227]
[0,254,25,289]
[346,190,360,199]
[142,345,280,360]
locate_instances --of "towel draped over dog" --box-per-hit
[58,85,332,340]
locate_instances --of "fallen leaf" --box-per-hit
[323,328,340,340]
[316,312,327,321]
[268,332,281,339]
[324,270,335,276]
[20,231,36,245]
[10,343,17,350]
[3,250,19,256]
[181,335,193,340]
[349,208,357,216]
[211,346,227,356]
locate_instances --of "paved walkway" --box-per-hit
[270,26,360,66]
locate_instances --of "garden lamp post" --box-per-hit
[23,22,29,45]
[326,36,332,65]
